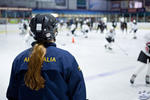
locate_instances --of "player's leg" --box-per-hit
[130,51,148,84]
[146,59,150,84]
[133,29,137,39]
[130,62,146,84]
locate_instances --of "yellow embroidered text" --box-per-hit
[24,57,56,63]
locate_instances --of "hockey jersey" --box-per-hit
[105,29,115,39]
[142,33,150,57]
[82,24,89,32]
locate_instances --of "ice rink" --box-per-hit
[0,24,150,100]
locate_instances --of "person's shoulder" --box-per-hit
[11,48,31,72]
[56,47,74,58]
[56,48,77,68]
[14,48,31,62]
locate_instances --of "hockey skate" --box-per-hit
[84,36,88,38]
[108,47,112,50]
[133,36,137,39]
[145,75,150,85]
[104,45,112,50]
[130,74,136,84]
[104,45,107,48]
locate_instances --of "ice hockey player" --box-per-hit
[112,20,117,29]
[130,33,150,85]
[24,30,35,47]
[6,14,87,100]
[120,17,127,33]
[97,20,107,33]
[129,19,138,39]
[82,21,90,38]
[70,22,77,36]
[104,27,115,50]
[19,20,28,35]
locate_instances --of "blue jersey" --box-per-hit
[6,42,86,100]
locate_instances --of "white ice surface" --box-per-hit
[0,24,150,100]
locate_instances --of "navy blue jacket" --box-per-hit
[6,42,86,100]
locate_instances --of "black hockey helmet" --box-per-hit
[29,14,57,41]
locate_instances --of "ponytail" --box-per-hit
[24,43,46,90]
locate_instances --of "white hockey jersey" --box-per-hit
[131,23,138,30]
[82,24,89,32]
[70,24,76,31]
[106,29,115,39]
[142,33,150,57]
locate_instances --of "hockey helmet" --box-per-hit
[29,14,57,41]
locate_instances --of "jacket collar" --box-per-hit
[31,41,56,47]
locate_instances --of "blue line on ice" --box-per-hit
[85,66,135,81]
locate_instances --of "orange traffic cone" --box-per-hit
[72,37,75,43]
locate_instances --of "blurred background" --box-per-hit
[0,0,149,23]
